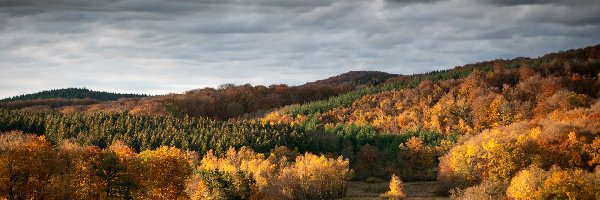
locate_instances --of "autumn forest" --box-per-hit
[1,44,600,199]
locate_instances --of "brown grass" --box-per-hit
[339,181,449,200]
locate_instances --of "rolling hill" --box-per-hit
[0,88,147,102]
[1,71,401,119]
[0,44,599,199]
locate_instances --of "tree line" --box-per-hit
[0,107,447,181]
[0,131,352,200]
[1,88,147,102]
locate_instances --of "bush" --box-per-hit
[450,179,508,200]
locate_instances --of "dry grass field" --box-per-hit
[340,181,450,200]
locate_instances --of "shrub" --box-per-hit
[450,179,508,200]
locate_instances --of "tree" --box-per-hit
[91,151,137,199]
[354,144,380,179]
[137,146,193,199]
[0,131,56,200]
[507,166,598,200]
[381,174,405,200]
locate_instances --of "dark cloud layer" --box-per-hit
[1,0,599,98]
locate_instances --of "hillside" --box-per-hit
[304,71,399,87]
[0,88,147,102]
[0,44,599,199]
[260,44,600,197]
[154,71,399,119]
[0,98,100,111]
[9,71,400,119]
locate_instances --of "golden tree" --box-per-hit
[381,174,405,199]
[138,146,193,199]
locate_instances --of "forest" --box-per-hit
[1,44,600,199]
[1,72,397,120]
[0,88,147,102]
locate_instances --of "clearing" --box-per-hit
[340,181,449,200]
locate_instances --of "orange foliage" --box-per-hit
[0,131,56,200]
[261,111,306,126]
[438,100,600,193]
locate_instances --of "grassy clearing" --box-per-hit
[340,181,449,200]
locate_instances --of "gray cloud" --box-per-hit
[0,0,599,98]
[480,0,597,6]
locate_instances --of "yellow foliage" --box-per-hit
[381,174,405,199]
[281,153,352,199]
[261,111,305,126]
[138,146,193,200]
[507,166,599,200]
[529,127,541,139]
[585,138,600,167]
[200,150,220,171]
[542,169,596,200]
[195,147,351,200]
[479,138,516,180]
[438,101,600,193]
[506,166,547,200]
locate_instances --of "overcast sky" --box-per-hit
[1,0,599,98]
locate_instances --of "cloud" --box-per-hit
[0,0,599,98]
[480,0,597,6]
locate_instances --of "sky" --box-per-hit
[1,0,599,98]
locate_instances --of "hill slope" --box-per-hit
[1,44,599,199]
[260,44,600,181]
[9,71,400,119]
[305,71,399,87]
[1,88,147,102]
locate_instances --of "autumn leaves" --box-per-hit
[0,133,352,200]
[0,133,195,199]
[440,102,600,198]
[191,147,352,199]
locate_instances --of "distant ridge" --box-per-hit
[0,88,148,102]
[304,71,398,87]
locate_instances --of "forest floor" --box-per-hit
[339,181,450,200]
